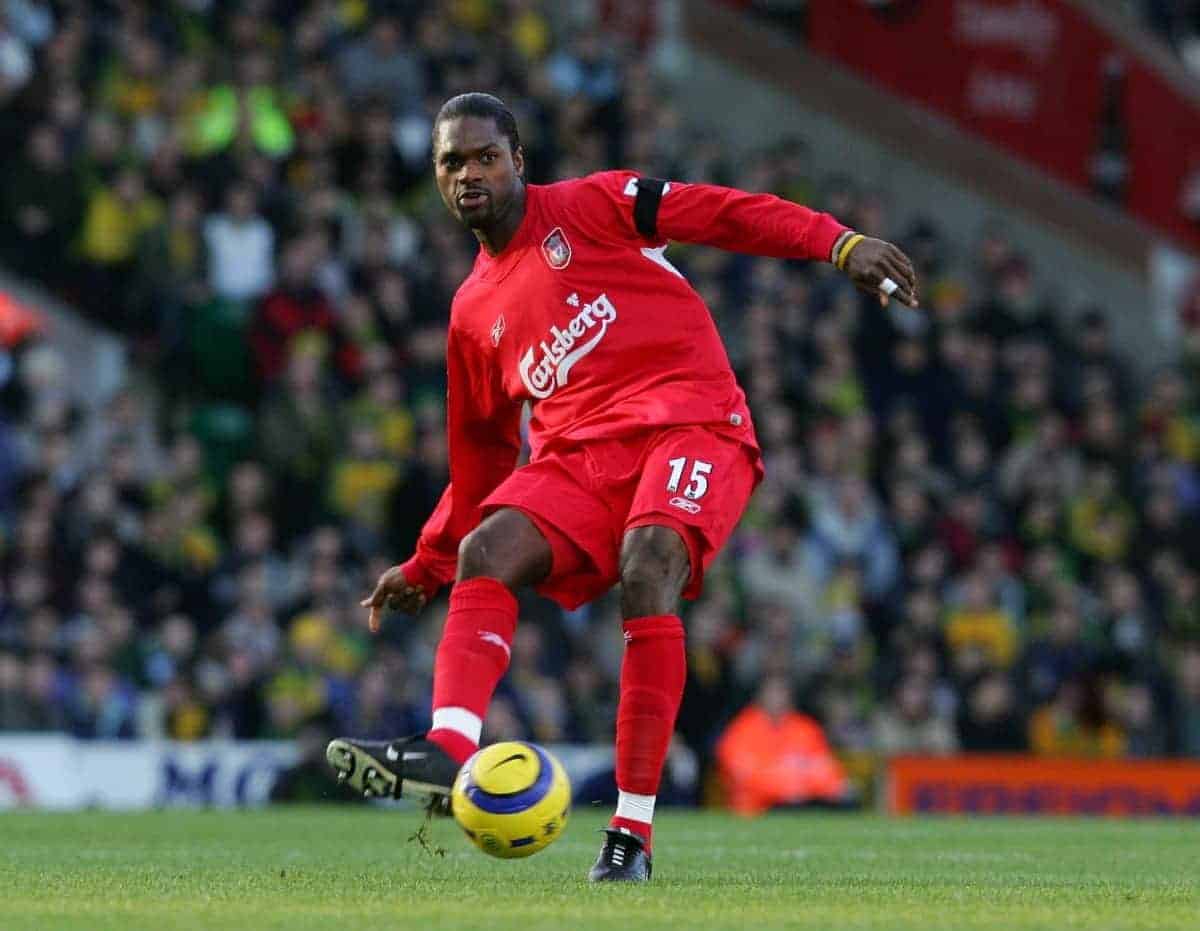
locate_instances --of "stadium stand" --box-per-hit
[0,2,1198,809]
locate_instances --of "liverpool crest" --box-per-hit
[541,227,572,270]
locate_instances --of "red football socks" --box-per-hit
[425,577,518,765]
[610,614,686,852]
[611,814,655,846]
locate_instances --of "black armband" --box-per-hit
[633,177,668,239]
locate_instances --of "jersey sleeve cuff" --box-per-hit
[399,555,448,600]
[810,214,852,264]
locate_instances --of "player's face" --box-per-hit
[433,116,524,230]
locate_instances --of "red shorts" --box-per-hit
[480,426,762,610]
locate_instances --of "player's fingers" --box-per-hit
[363,568,403,608]
[888,273,918,307]
[855,268,890,303]
[367,605,381,634]
[880,247,915,291]
[851,255,901,303]
[887,244,915,276]
[881,253,912,286]
[360,582,385,608]
[876,270,900,302]
[881,257,918,306]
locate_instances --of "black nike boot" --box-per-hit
[587,827,653,882]
[325,734,459,813]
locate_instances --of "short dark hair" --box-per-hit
[432,92,520,155]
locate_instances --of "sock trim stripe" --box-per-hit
[615,790,657,822]
[431,706,483,744]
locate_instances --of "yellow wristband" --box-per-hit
[836,233,865,271]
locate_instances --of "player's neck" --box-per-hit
[475,182,527,256]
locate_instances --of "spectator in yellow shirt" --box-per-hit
[944,569,1020,669]
[328,421,401,536]
[1029,676,1126,758]
[80,166,162,266]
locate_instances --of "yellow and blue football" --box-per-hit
[451,741,571,859]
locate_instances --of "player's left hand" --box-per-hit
[842,237,919,308]
[360,565,427,634]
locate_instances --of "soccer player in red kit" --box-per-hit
[327,93,918,881]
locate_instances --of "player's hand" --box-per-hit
[842,237,919,308]
[360,566,427,633]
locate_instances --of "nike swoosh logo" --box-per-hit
[486,753,526,773]
[478,630,512,659]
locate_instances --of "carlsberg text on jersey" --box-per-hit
[518,292,617,400]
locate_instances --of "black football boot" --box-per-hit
[326,734,458,814]
[587,827,653,882]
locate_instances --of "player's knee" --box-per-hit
[619,526,690,618]
[458,523,511,581]
[457,509,551,589]
[457,527,487,577]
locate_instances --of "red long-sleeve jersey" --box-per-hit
[403,170,847,589]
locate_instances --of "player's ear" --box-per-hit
[513,143,525,180]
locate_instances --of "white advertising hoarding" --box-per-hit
[0,736,299,810]
[0,737,616,810]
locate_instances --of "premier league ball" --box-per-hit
[451,741,571,859]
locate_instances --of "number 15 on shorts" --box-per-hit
[666,457,713,500]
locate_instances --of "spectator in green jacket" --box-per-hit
[188,51,293,160]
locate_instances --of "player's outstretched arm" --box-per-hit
[571,172,918,307]
[832,231,919,308]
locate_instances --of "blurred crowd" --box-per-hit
[0,1,1199,806]
[1139,0,1200,70]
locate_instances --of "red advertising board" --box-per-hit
[889,756,1200,815]
[808,1,1106,185]
[741,0,1200,251]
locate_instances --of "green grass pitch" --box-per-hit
[0,808,1196,930]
